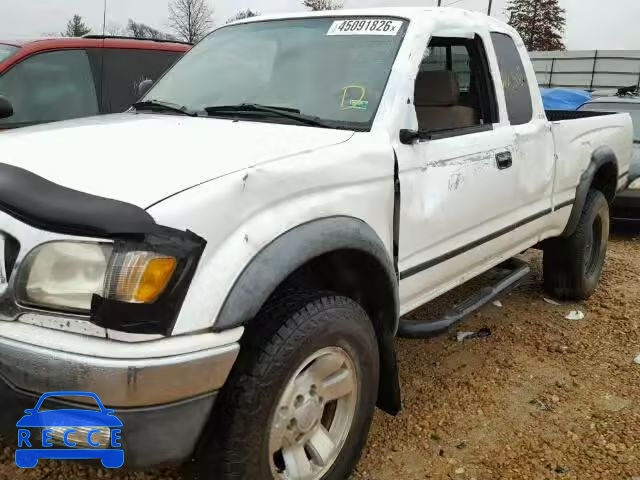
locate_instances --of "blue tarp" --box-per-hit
[540,88,592,110]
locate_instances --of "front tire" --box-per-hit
[543,189,609,300]
[195,292,379,480]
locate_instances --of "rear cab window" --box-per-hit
[0,49,99,128]
[490,32,533,125]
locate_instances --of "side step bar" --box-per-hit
[397,258,530,339]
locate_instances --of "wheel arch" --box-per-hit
[214,216,402,415]
[562,146,618,238]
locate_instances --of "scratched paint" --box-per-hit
[425,150,495,169]
[448,172,464,191]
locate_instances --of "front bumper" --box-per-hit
[0,382,216,468]
[0,324,242,467]
[612,189,640,221]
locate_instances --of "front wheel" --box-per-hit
[195,292,379,480]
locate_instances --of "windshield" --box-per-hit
[0,44,18,64]
[144,17,408,130]
[580,102,640,142]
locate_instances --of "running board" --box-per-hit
[397,258,530,339]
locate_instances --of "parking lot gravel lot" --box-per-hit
[0,232,638,480]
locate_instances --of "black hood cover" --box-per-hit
[0,163,158,237]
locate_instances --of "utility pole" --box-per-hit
[102,0,107,35]
[487,0,493,15]
[437,0,443,6]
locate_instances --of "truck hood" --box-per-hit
[0,113,354,208]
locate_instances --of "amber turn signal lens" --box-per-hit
[134,257,177,303]
[104,252,179,304]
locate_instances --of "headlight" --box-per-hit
[628,178,640,190]
[17,241,177,312]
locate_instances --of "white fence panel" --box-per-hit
[530,50,640,91]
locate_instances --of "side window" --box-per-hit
[419,45,471,93]
[0,49,98,127]
[490,32,533,125]
[451,45,471,93]
[421,46,447,70]
[101,49,183,113]
[415,36,497,133]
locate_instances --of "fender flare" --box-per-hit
[214,216,398,330]
[562,146,618,238]
[214,216,402,415]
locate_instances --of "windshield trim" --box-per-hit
[145,15,410,133]
[220,13,412,31]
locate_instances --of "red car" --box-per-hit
[0,36,190,129]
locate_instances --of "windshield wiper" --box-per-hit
[132,100,198,117]
[204,103,332,128]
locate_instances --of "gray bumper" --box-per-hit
[0,380,218,467]
[612,188,640,221]
[0,330,239,407]
[0,328,241,467]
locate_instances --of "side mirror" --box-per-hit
[137,79,154,98]
[0,96,13,119]
[399,129,421,145]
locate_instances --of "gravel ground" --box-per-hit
[1,232,638,480]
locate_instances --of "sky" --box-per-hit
[1,0,639,50]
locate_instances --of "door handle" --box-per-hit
[496,151,512,170]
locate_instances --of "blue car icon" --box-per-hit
[15,391,124,469]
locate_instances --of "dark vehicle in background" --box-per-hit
[0,37,190,129]
[580,96,640,221]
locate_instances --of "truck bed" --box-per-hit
[545,110,615,122]
[548,110,633,208]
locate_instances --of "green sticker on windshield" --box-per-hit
[349,99,369,110]
[341,85,368,110]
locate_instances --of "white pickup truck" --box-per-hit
[0,7,632,480]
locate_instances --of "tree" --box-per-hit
[506,0,566,51]
[62,14,91,37]
[126,19,175,40]
[105,22,126,36]
[168,0,213,43]
[226,9,260,23]
[302,0,344,10]
[104,20,175,40]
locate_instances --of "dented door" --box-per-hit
[396,124,519,313]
